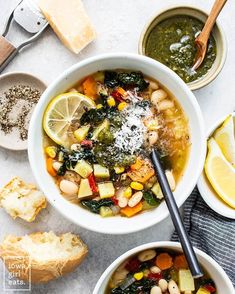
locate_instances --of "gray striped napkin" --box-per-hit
[171,188,235,286]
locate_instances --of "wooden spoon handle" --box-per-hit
[197,0,227,43]
[0,36,16,65]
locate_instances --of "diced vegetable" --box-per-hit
[133,272,144,281]
[87,173,98,193]
[46,158,57,176]
[92,119,109,140]
[80,140,93,149]
[98,182,115,198]
[128,159,155,183]
[74,125,90,143]
[143,191,160,206]
[179,269,195,292]
[100,206,113,217]
[120,202,143,217]
[151,183,164,199]
[142,200,155,210]
[130,157,144,170]
[93,71,105,83]
[156,253,173,270]
[83,76,97,99]
[93,164,110,179]
[114,166,125,174]
[174,254,188,270]
[45,146,57,158]
[124,187,132,198]
[78,178,93,199]
[74,160,93,178]
[196,288,210,294]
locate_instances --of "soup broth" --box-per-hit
[43,70,190,217]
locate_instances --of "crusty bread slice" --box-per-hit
[0,231,88,283]
[0,177,46,222]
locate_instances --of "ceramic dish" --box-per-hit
[93,241,234,293]
[28,53,206,234]
[0,72,46,151]
[197,113,235,219]
[139,6,227,91]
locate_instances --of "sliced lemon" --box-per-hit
[213,115,235,166]
[205,138,235,208]
[43,92,95,147]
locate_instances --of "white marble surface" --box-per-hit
[0,0,234,293]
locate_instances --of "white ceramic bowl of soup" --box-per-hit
[93,241,234,293]
[28,53,206,234]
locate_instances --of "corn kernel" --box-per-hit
[118,102,127,111]
[134,272,144,281]
[143,269,150,277]
[130,181,144,190]
[124,187,132,198]
[96,104,103,109]
[114,166,125,174]
[45,146,57,158]
[107,96,116,107]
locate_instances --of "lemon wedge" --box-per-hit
[214,115,235,166]
[43,93,95,147]
[205,138,235,208]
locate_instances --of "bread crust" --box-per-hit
[0,232,88,283]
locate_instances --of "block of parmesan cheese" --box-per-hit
[39,0,96,54]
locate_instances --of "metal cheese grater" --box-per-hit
[0,0,48,73]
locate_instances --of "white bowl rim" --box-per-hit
[197,112,235,219]
[93,241,234,294]
[28,52,206,234]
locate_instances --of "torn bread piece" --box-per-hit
[0,177,46,222]
[0,231,88,283]
[39,0,96,54]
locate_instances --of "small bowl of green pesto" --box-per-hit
[139,6,227,90]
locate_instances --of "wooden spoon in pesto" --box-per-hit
[192,0,227,71]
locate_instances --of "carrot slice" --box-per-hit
[120,202,143,217]
[46,157,57,177]
[156,253,173,270]
[174,254,188,270]
[128,159,154,183]
[83,76,97,99]
[130,157,144,170]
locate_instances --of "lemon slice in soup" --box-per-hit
[205,138,235,208]
[43,93,95,147]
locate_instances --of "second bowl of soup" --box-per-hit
[28,53,206,234]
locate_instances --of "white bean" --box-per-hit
[151,89,167,106]
[149,80,159,90]
[168,280,180,294]
[59,180,78,195]
[159,279,168,292]
[52,161,62,171]
[165,170,176,191]
[118,196,128,208]
[138,249,156,262]
[128,191,143,207]
[148,131,158,145]
[158,99,174,111]
[150,266,161,274]
[150,286,162,294]
[71,143,80,151]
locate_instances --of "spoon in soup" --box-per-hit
[192,0,227,71]
[150,149,203,278]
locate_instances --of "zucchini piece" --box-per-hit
[92,119,109,140]
[179,269,195,292]
[151,183,164,199]
[78,179,93,199]
[98,182,115,198]
[74,125,90,143]
[74,160,93,178]
[93,164,110,179]
[100,206,113,217]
